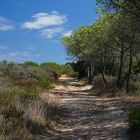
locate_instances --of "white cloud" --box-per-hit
[22,11,67,30]
[0,25,15,31]
[8,51,30,58]
[0,16,15,31]
[40,27,64,39]
[62,30,72,37]
[0,48,38,62]
[21,11,70,39]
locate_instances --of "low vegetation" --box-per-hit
[0,60,75,140]
[129,108,140,129]
[128,107,140,139]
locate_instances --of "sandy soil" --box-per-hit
[40,76,139,140]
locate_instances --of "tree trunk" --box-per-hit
[126,36,134,92]
[110,54,115,75]
[101,69,108,88]
[101,54,108,88]
[117,39,124,88]
[88,60,94,84]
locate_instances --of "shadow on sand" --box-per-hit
[40,77,140,140]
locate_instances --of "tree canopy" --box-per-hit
[62,1,140,92]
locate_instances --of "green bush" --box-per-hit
[10,86,27,95]
[21,61,38,67]
[61,64,77,77]
[0,61,61,139]
[133,59,140,74]
[94,75,116,91]
[129,108,140,129]
[40,62,62,77]
[38,76,52,89]
[66,61,87,79]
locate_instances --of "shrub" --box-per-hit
[10,86,28,95]
[129,81,140,92]
[0,61,61,139]
[133,59,140,74]
[0,114,33,140]
[38,76,53,89]
[40,62,62,76]
[21,61,38,67]
[129,108,140,129]
[0,77,16,107]
[0,92,60,138]
[66,61,87,79]
[93,75,117,92]
[61,64,77,77]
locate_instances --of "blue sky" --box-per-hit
[0,0,98,64]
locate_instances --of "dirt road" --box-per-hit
[42,76,130,140]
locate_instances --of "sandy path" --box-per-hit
[41,76,130,140]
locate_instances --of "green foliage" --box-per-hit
[40,62,61,69]
[68,61,87,79]
[62,25,97,61]
[61,64,77,77]
[0,61,62,139]
[62,3,140,91]
[21,61,38,67]
[10,86,28,95]
[133,59,140,74]
[129,108,140,129]
[0,61,58,108]
[93,75,117,94]
[38,76,53,89]
[40,62,62,78]
[40,62,62,71]
[2,106,23,118]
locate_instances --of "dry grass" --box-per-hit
[41,92,61,106]
[0,92,61,139]
[23,100,46,126]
